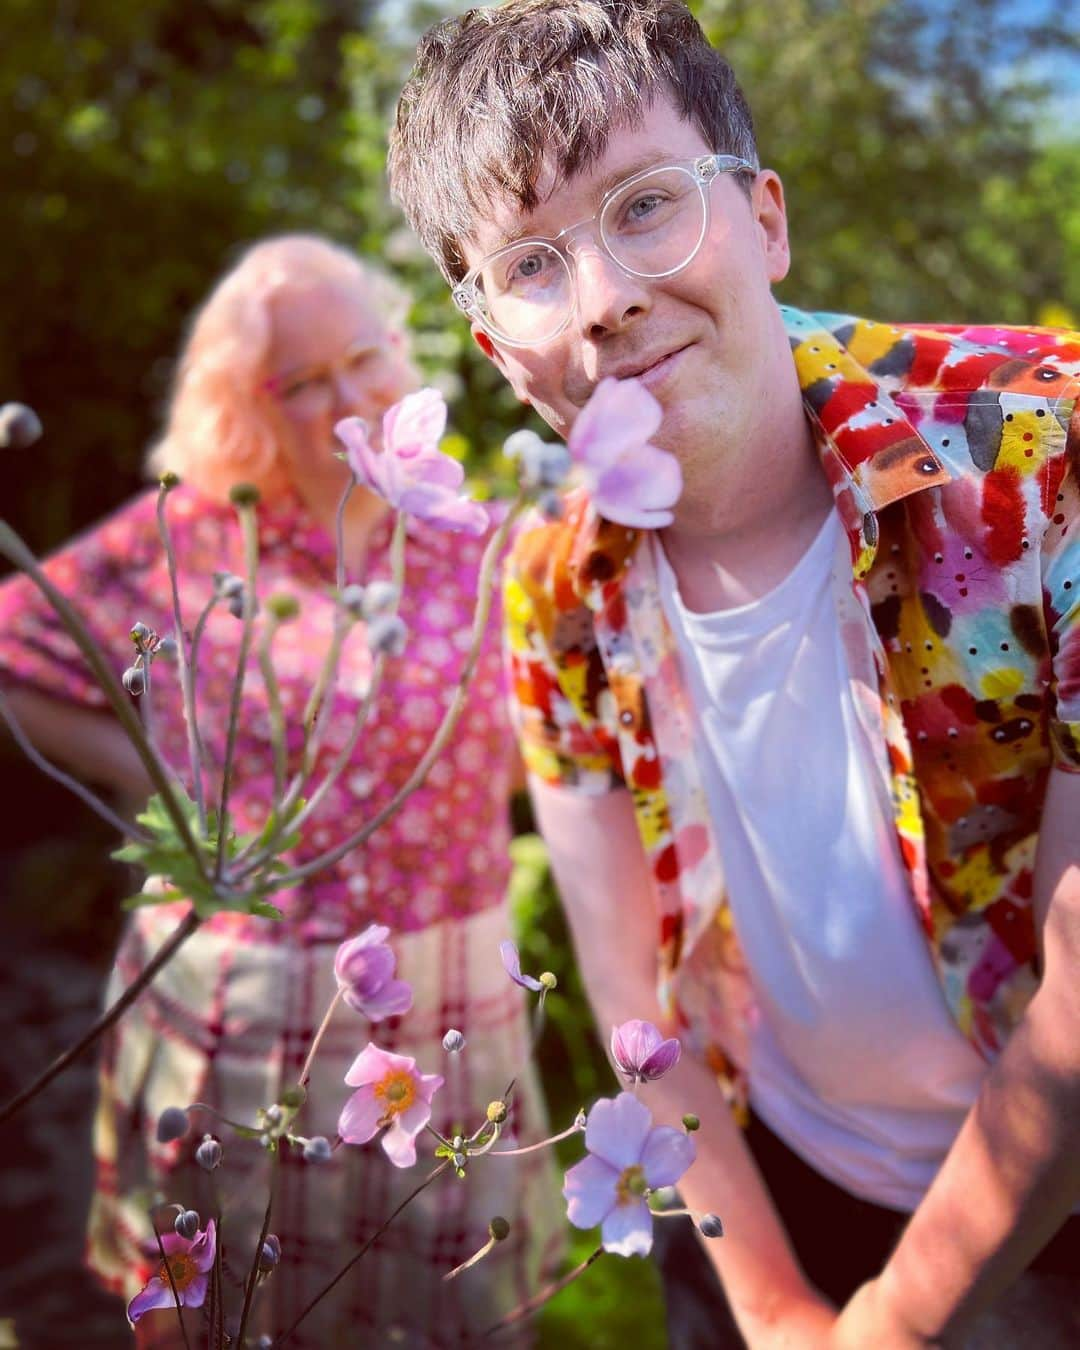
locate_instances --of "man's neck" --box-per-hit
[659,399,833,614]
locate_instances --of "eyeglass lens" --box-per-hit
[476,165,706,344]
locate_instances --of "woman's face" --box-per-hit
[264,279,419,499]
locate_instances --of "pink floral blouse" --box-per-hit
[0,485,513,941]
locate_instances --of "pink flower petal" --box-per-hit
[183,1273,210,1310]
[395,1095,434,1137]
[640,1125,696,1189]
[127,1278,176,1324]
[355,977,413,1021]
[600,1198,654,1257]
[338,1085,383,1144]
[191,1219,217,1274]
[584,1092,653,1171]
[344,1043,415,1088]
[563,1152,619,1230]
[382,1120,420,1168]
[383,387,447,455]
[569,378,663,471]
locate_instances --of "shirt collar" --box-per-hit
[568,305,952,604]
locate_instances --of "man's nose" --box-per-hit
[570,244,651,340]
[330,368,367,417]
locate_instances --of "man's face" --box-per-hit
[461,95,793,496]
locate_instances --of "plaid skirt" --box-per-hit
[86,904,565,1348]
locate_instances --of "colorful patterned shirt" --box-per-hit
[505,308,1080,1108]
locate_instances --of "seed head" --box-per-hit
[488,1216,510,1242]
[486,1100,508,1125]
[228,482,260,508]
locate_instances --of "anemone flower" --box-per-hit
[335,388,488,535]
[567,377,682,529]
[334,925,413,1021]
[338,1043,444,1168]
[611,1019,682,1084]
[127,1219,216,1324]
[499,939,543,992]
[563,1093,694,1256]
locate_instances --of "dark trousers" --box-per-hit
[653,1111,1080,1348]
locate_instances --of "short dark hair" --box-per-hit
[389,0,758,282]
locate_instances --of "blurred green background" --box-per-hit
[0,0,1077,1344]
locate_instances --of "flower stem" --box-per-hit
[272,1159,450,1346]
[0,908,200,1125]
[0,520,207,872]
[0,689,148,839]
[156,484,208,832]
[236,1146,279,1349]
[275,497,524,886]
[151,1216,193,1350]
[486,1117,584,1158]
[298,986,345,1089]
[256,616,289,808]
[215,501,260,879]
[484,1246,605,1338]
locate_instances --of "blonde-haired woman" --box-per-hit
[0,234,559,1347]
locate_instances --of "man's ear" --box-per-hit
[471,325,532,406]
[752,170,791,285]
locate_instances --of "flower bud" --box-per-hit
[538,491,564,520]
[486,1100,508,1125]
[452,1152,467,1170]
[195,1134,222,1171]
[340,584,366,618]
[174,1209,200,1240]
[256,1338,273,1350]
[538,971,557,991]
[228,482,260,508]
[129,621,152,647]
[266,593,300,622]
[279,1085,307,1110]
[227,592,247,620]
[361,580,399,619]
[259,1131,273,1149]
[213,571,244,600]
[488,1216,510,1242]
[699,1213,724,1239]
[573,1108,587,1132]
[264,1104,283,1127]
[122,665,146,696]
[158,470,180,491]
[258,1234,282,1272]
[0,402,43,450]
[153,636,178,661]
[682,1114,701,1133]
[442,1028,466,1054]
[367,613,408,657]
[303,1135,333,1163]
[155,1106,190,1144]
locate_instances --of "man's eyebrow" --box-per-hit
[487,149,676,252]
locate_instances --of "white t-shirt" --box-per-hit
[655,511,986,1211]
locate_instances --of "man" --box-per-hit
[388,1,1080,1344]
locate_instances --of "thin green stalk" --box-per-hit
[256,617,289,808]
[272,1159,450,1346]
[485,1116,585,1159]
[156,483,208,831]
[298,986,345,1089]
[0,908,200,1125]
[215,502,260,878]
[0,521,207,871]
[484,1246,605,1338]
[0,689,148,840]
[274,497,524,886]
[152,1218,193,1350]
[236,1146,279,1349]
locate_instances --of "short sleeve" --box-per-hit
[1044,429,1080,771]
[503,517,623,795]
[0,492,169,711]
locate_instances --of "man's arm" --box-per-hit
[836,767,1080,1347]
[530,775,837,1347]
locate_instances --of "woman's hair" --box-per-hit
[146,234,410,502]
[389,0,758,283]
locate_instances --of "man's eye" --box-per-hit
[283,377,315,398]
[508,252,548,285]
[627,192,664,221]
[347,349,376,371]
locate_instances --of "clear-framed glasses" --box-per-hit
[263,337,383,414]
[452,153,758,349]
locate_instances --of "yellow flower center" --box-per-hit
[615,1163,648,1206]
[158,1252,197,1291]
[374,1068,416,1124]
